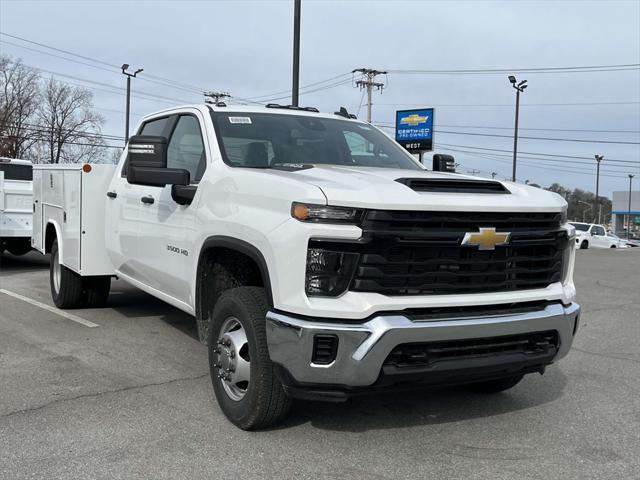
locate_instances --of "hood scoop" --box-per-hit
[396,177,511,194]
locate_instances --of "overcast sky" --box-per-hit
[1,0,639,196]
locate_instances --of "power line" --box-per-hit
[433,145,636,171]
[387,64,640,75]
[371,101,640,108]
[438,146,630,179]
[0,133,122,150]
[432,142,640,165]
[376,121,640,134]
[376,124,640,148]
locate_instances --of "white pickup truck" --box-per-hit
[33,104,580,430]
[570,222,623,249]
[0,158,33,256]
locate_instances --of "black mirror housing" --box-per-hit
[433,154,456,173]
[126,135,190,187]
[128,135,168,169]
[128,166,190,187]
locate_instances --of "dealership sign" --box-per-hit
[395,108,434,151]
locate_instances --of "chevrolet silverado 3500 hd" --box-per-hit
[33,104,580,430]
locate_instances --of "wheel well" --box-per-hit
[45,223,57,253]
[195,243,270,343]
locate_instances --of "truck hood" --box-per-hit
[269,165,566,212]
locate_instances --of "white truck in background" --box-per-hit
[0,158,33,256]
[33,103,580,430]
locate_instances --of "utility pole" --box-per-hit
[291,0,301,106]
[628,174,635,240]
[508,75,528,182]
[595,154,604,223]
[204,91,231,104]
[353,68,387,123]
[122,64,143,143]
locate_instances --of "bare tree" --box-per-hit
[0,55,40,158]
[37,77,106,164]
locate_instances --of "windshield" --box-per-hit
[211,111,421,171]
[570,222,590,232]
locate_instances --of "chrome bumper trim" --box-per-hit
[266,303,580,387]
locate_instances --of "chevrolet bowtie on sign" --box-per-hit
[400,114,428,127]
[461,227,511,250]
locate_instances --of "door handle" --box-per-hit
[141,196,155,205]
[106,191,117,199]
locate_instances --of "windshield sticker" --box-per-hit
[229,116,252,124]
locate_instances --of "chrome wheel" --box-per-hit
[52,248,61,295]
[213,317,250,401]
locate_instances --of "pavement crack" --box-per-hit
[0,373,209,419]
[572,347,640,364]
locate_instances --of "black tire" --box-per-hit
[83,276,111,308]
[6,238,32,256]
[580,241,589,249]
[208,287,291,430]
[465,374,524,394]
[50,238,84,309]
[610,245,616,249]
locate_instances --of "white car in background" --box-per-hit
[570,222,621,249]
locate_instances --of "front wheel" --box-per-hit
[464,374,524,393]
[580,241,589,249]
[208,287,291,430]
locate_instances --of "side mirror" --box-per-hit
[433,154,456,173]
[126,135,190,187]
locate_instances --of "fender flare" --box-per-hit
[45,220,63,258]
[195,235,274,309]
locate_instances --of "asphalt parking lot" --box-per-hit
[1,249,639,480]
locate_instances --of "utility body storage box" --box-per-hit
[32,164,116,276]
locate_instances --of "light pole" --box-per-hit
[122,64,143,143]
[508,75,527,182]
[291,0,301,107]
[595,154,603,223]
[628,174,635,240]
[578,200,592,223]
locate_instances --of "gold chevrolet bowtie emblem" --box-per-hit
[461,227,511,250]
[400,114,428,127]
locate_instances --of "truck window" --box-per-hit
[0,163,32,181]
[167,115,206,183]
[140,117,169,136]
[592,226,605,236]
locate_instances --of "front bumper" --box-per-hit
[266,302,580,389]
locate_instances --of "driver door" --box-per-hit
[134,113,207,305]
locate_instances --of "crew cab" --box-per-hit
[33,104,580,430]
[0,157,33,256]
[570,222,620,249]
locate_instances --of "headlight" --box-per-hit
[292,202,363,224]
[560,206,568,224]
[305,248,359,296]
